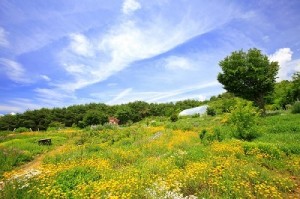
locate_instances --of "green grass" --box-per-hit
[0,132,67,178]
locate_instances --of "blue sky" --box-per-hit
[0,0,300,115]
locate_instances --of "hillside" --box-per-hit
[1,111,300,198]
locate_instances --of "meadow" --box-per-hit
[0,112,300,198]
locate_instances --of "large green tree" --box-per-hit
[217,48,279,112]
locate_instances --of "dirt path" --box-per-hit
[0,141,72,190]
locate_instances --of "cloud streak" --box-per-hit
[103,81,221,105]
[0,27,9,48]
[0,58,30,83]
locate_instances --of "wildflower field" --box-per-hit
[1,113,300,198]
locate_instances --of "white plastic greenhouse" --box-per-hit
[178,105,208,116]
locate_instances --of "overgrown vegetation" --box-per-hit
[1,111,300,198]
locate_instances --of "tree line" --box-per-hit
[0,100,204,131]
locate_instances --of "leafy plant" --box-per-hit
[291,101,300,114]
[14,127,29,133]
[228,100,260,141]
[170,113,178,122]
[206,107,216,116]
[55,166,101,192]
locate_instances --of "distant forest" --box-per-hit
[0,100,204,131]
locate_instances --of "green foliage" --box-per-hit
[1,112,300,198]
[115,106,134,125]
[48,121,65,129]
[228,100,260,141]
[77,121,85,129]
[15,127,29,133]
[55,166,101,192]
[0,147,32,176]
[291,101,300,114]
[170,113,178,122]
[218,48,279,111]
[0,135,67,177]
[206,107,216,116]
[291,72,300,101]
[272,80,293,108]
[199,128,225,144]
[208,93,238,114]
[83,110,108,126]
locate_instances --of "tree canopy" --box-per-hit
[217,48,279,111]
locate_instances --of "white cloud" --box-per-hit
[69,33,94,57]
[0,27,9,47]
[122,0,141,15]
[0,58,30,83]
[164,56,194,70]
[40,75,51,81]
[269,48,299,81]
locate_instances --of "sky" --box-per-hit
[0,0,300,115]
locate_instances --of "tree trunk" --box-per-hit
[255,93,266,115]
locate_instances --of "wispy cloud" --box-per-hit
[164,56,195,71]
[102,81,221,105]
[0,27,9,48]
[122,0,141,15]
[269,48,299,81]
[40,75,51,81]
[0,58,30,83]
[108,88,133,104]
[9,98,42,111]
[34,88,74,101]
[0,105,21,113]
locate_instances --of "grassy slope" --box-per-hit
[1,113,300,198]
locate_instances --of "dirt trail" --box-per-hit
[0,140,72,190]
[15,142,69,176]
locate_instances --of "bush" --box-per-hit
[228,100,260,141]
[291,101,300,114]
[206,107,216,116]
[170,114,178,122]
[48,121,65,130]
[199,128,224,144]
[14,127,29,133]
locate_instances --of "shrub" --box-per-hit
[291,101,300,114]
[228,100,260,141]
[14,127,29,133]
[170,114,178,122]
[48,121,65,130]
[206,107,216,116]
[199,128,224,144]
